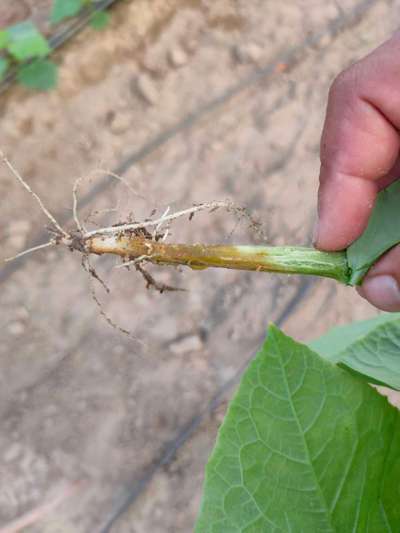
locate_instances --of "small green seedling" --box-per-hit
[0,20,56,90]
[89,11,110,30]
[51,0,85,24]
[5,20,50,61]
[17,60,58,91]
[0,0,111,91]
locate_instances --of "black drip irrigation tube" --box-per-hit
[0,0,120,96]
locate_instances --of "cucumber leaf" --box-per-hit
[90,11,110,30]
[196,325,400,532]
[310,313,400,360]
[51,0,84,24]
[0,31,9,49]
[18,60,58,91]
[347,181,400,285]
[310,314,400,390]
[0,57,8,80]
[6,21,50,61]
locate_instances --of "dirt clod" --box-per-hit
[168,45,189,68]
[134,73,159,105]
[233,42,263,64]
[108,111,132,135]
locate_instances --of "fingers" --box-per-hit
[315,33,400,311]
[315,32,400,251]
[357,245,400,311]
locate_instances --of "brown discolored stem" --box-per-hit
[86,235,350,284]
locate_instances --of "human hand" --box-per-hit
[314,32,400,311]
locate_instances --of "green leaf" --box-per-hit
[311,314,400,390]
[6,21,50,61]
[347,181,400,285]
[0,31,9,49]
[196,325,400,532]
[0,57,9,80]
[90,11,110,30]
[17,60,58,91]
[310,313,400,359]
[51,0,84,24]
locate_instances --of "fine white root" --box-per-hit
[72,175,86,233]
[4,241,55,262]
[3,155,248,338]
[90,276,144,344]
[72,167,146,233]
[84,204,119,226]
[81,254,110,294]
[162,228,170,242]
[228,205,268,241]
[92,168,146,200]
[84,201,230,238]
[82,254,147,343]
[114,255,151,269]
[153,206,170,239]
[1,150,68,238]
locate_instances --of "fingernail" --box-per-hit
[312,215,319,246]
[359,275,400,312]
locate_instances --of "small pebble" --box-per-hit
[108,112,132,135]
[233,42,263,64]
[135,74,159,105]
[169,334,203,355]
[168,46,189,68]
[8,321,25,336]
[79,52,111,84]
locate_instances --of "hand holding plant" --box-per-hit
[315,31,400,311]
[196,33,400,531]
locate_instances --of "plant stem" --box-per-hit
[87,235,350,284]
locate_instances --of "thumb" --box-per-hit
[358,244,400,311]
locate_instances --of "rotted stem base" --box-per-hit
[86,235,350,284]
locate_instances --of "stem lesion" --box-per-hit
[2,149,350,286]
[86,234,349,284]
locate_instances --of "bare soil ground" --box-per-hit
[0,1,399,531]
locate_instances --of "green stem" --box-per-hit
[88,235,350,284]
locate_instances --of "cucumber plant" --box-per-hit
[2,152,400,531]
[0,20,56,90]
[0,0,110,91]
